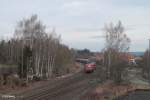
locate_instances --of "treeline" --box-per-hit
[75,49,93,58]
[0,15,74,81]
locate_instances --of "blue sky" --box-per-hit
[0,0,150,51]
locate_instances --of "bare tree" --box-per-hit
[103,21,131,83]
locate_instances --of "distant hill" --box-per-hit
[129,52,144,56]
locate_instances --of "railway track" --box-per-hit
[13,66,105,100]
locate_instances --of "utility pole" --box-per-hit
[21,40,24,79]
[108,49,111,79]
[148,39,150,83]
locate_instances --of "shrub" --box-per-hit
[33,75,41,81]
[20,79,28,87]
[2,74,21,88]
[0,75,4,86]
[110,60,128,84]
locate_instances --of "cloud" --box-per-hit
[0,0,150,51]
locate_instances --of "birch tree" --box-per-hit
[14,15,62,79]
[0,14,74,81]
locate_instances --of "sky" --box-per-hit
[0,0,150,52]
